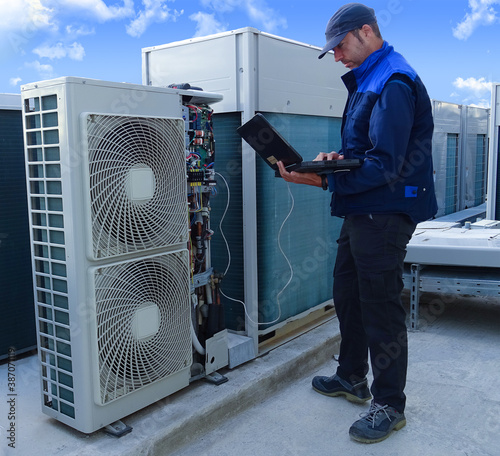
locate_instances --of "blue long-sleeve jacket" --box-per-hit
[327,41,437,223]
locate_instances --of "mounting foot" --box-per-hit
[204,371,228,385]
[104,420,133,437]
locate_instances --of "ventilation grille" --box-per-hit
[23,93,76,419]
[85,114,187,259]
[93,250,192,404]
[474,134,487,206]
[445,133,459,215]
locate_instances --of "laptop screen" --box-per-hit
[237,113,302,171]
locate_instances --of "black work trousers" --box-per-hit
[333,213,416,413]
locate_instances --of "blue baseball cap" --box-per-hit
[318,3,376,59]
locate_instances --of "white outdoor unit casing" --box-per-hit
[21,77,221,433]
[487,83,500,220]
[431,100,462,217]
[142,27,347,117]
[462,105,489,209]
[431,100,489,217]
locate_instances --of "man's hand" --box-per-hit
[277,161,322,187]
[276,151,342,187]
[314,151,343,161]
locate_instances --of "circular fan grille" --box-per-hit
[94,251,191,404]
[86,115,187,259]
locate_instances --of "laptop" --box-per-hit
[236,113,362,177]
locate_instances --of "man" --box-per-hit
[277,3,437,444]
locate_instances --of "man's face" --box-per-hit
[332,30,372,69]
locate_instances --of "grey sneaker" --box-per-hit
[311,374,372,403]
[349,402,406,443]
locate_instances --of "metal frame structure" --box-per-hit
[405,263,500,330]
[431,100,489,217]
[142,28,347,356]
[487,83,500,220]
[403,85,498,329]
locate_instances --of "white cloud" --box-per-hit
[50,0,135,22]
[469,100,491,108]
[0,0,133,54]
[67,42,85,59]
[25,60,55,79]
[200,0,239,13]
[29,0,57,29]
[453,76,492,95]
[199,0,287,33]
[33,42,85,60]
[452,76,493,107]
[189,12,226,37]
[453,0,500,40]
[0,0,58,55]
[245,2,287,33]
[33,42,65,59]
[9,77,22,87]
[0,0,135,35]
[126,0,183,38]
[0,0,57,32]
[65,24,96,37]
[1,0,182,44]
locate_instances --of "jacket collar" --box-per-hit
[341,41,393,92]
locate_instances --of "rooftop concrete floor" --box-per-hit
[1,292,499,456]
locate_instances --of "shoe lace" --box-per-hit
[359,403,391,429]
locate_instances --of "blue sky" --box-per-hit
[0,0,498,107]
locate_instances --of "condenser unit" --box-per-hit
[21,77,221,434]
[0,94,36,359]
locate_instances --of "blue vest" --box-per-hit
[329,41,437,223]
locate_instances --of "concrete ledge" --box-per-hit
[141,318,340,455]
[5,317,339,455]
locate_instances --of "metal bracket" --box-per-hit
[190,267,214,292]
[103,420,133,437]
[409,263,424,331]
[204,371,228,386]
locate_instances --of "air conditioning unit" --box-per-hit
[21,77,221,434]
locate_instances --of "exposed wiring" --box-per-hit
[191,321,206,355]
[187,105,199,121]
[214,172,232,278]
[188,234,194,284]
[275,181,295,321]
[215,172,294,326]
[188,186,203,212]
